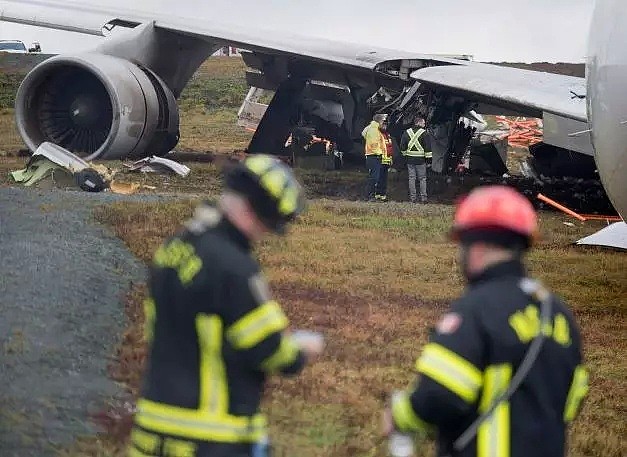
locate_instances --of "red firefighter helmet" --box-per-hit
[451,185,538,247]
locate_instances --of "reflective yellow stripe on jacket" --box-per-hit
[477,364,512,457]
[135,315,267,443]
[227,298,298,373]
[563,365,589,422]
[382,136,393,165]
[227,300,288,349]
[260,336,300,372]
[130,427,200,456]
[391,390,434,434]
[415,343,483,403]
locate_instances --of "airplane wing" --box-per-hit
[0,0,464,70]
[0,0,592,156]
[409,63,592,155]
[410,63,587,122]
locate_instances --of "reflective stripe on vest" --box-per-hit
[403,128,431,158]
[382,136,393,164]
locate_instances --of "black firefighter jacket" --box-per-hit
[133,204,305,446]
[392,260,589,457]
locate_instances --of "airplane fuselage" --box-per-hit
[587,0,627,220]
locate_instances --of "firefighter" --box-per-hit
[400,116,432,203]
[362,113,388,201]
[129,155,324,457]
[382,185,589,457]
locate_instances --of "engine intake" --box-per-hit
[16,54,179,160]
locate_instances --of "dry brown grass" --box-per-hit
[0,109,24,154]
[70,195,627,457]
[0,155,26,186]
[178,108,252,153]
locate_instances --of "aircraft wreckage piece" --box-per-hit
[125,156,191,177]
[10,157,67,187]
[11,142,108,191]
[32,141,90,172]
[576,222,627,250]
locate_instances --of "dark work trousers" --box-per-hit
[197,443,254,457]
[365,155,382,200]
[407,162,428,202]
[377,164,389,198]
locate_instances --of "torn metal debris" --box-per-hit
[10,156,71,187]
[537,193,587,221]
[124,156,190,177]
[31,141,90,173]
[11,142,111,191]
[10,144,188,195]
[576,222,627,250]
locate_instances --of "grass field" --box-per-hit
[52,176,624,457]
[1,57,625,457]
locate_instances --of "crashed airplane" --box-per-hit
[0,0,625,246]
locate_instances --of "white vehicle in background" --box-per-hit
[0,40,41,53]
[0,39,27,52]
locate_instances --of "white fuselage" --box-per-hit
[587,0,627,220]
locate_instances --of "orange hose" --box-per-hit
[578,214,623,222]
[537,193,587,221]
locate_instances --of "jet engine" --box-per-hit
[15,54,179,160]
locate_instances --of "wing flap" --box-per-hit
[576,222,627,250]
[411,63,587,122]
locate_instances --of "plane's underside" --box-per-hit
[0,0,624,228]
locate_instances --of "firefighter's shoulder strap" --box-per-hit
[451,278,554,454]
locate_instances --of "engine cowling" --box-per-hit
[15,54,179,160]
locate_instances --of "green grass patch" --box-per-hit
[0,73,23,109]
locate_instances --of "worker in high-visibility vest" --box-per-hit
[382,186,588,457]
[362,113,388,201]
[400,116,432,203]
[377,126,394,202]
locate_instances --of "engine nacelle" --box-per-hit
[16,54,179,160]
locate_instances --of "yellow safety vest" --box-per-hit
[402,128,432,158]
[382,134,393,165]
[363,121,386,156]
